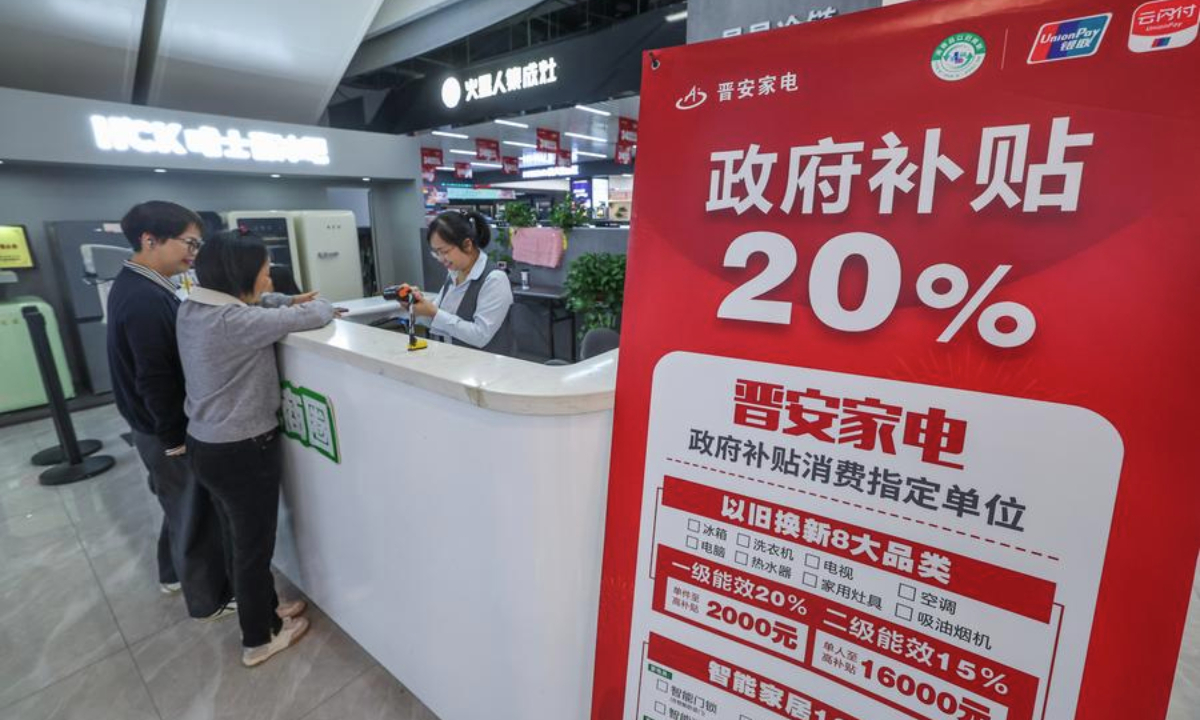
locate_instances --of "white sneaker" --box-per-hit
[276,599,306,619]
[201,600,238,622]
[241,616,310,668]
[159,582,181,594]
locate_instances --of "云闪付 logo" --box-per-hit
[932,32,987,81]
[1028,13,1112,63]
[1129,0,1199,52]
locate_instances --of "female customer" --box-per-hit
[402,211,516,356]
[178,229,335,667]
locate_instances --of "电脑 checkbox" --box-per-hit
[896,603,914,621]
[685,536,699,550]
[735,551,750,566]
[898,583,917,601]
[802,572,818,589]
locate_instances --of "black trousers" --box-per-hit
[132,431,232,618]
[189,430,285,647]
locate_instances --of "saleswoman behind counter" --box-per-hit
[397,211,517,356]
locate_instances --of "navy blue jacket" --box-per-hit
[106,266,188,447]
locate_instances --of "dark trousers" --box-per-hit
[132,431,232,618]
[189,430,285,647]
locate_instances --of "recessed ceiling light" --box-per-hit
[494,119,529,128]
[270,173,281,178]
[153,168,167,173]
[362,177,371,182]
[665,10,688,22]
[0,160,6,165]
[449,149,477,155]
[575,150,606,158]
[473,162,502,168]
[565,132,607,143]
[432,130,468,139]
[575,104,611,116]
[503,140,537,148]
[435,166,454,171]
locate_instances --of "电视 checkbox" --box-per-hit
[805,553,821,569]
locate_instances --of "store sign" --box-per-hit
[502,156,519,174]
[591,2,1200,720]
[89,115,330,165]
[454,162,473,179]
[618,116,639,144]
[614,141,635,165]
[421,146,444,167]
[537,128,561,153]
[280,382,339,463]
[475,138,501,162]
[440,57,559,109]
[522,164,578,179]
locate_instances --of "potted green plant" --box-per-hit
[548,199,590,236]
[503,202,537,229]
[564,252,626,337]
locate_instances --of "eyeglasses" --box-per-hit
[429,246,454,260]
[173,236,204,253]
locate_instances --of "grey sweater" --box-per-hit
[178,287,335,443]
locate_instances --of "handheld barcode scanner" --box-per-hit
[382,285,428,351]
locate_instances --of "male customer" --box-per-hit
[107,200,232,619]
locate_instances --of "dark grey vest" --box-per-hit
[440,259,517,357]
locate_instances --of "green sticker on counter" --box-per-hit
[280,381,340,464]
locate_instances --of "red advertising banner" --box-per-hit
[590,3,1200,720]
[421,167,436,183]
[537,127,561,153]
[556,149,573,167]
[420,146,443,168]
[475,137,500,162]
[453,161,472,179]
[618,115,639,144]
[614,141,635,165]
[502,155,520,174]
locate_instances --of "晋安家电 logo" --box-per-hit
[1129,0,1199,52]
[932,32,987,81]
[1028,13,1112,63]
[675,85,708,110]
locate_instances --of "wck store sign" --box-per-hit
[89,114,331,165]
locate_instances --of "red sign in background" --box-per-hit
[589,1,1200,719]
[537,127,561,152]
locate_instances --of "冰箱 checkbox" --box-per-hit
[805,553,821,569]
[802,572,818,588]
[898,583,917,601]
[896,603,914,621]
[687,518,701,532]
[735,551,749,566]
[655,701,667,714]
[685,536,699,550]
[737,533,751,548]
[656,679,669,692]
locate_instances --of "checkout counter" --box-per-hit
[271,297,617,720]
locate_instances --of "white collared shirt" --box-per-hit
[428,251,514,349]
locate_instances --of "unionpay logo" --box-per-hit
[1028,13,1112,63]
[932,33,987,81]
[1130,0,1198,52]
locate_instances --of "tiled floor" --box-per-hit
[0,404,1197,720]
[0,405,440,720]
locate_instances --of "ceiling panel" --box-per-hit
[0,0,146,102]
[418,96,640,170]
[147,0,384,124]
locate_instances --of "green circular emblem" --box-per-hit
[932,32,987,81]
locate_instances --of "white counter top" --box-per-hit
[280,297,617,416]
